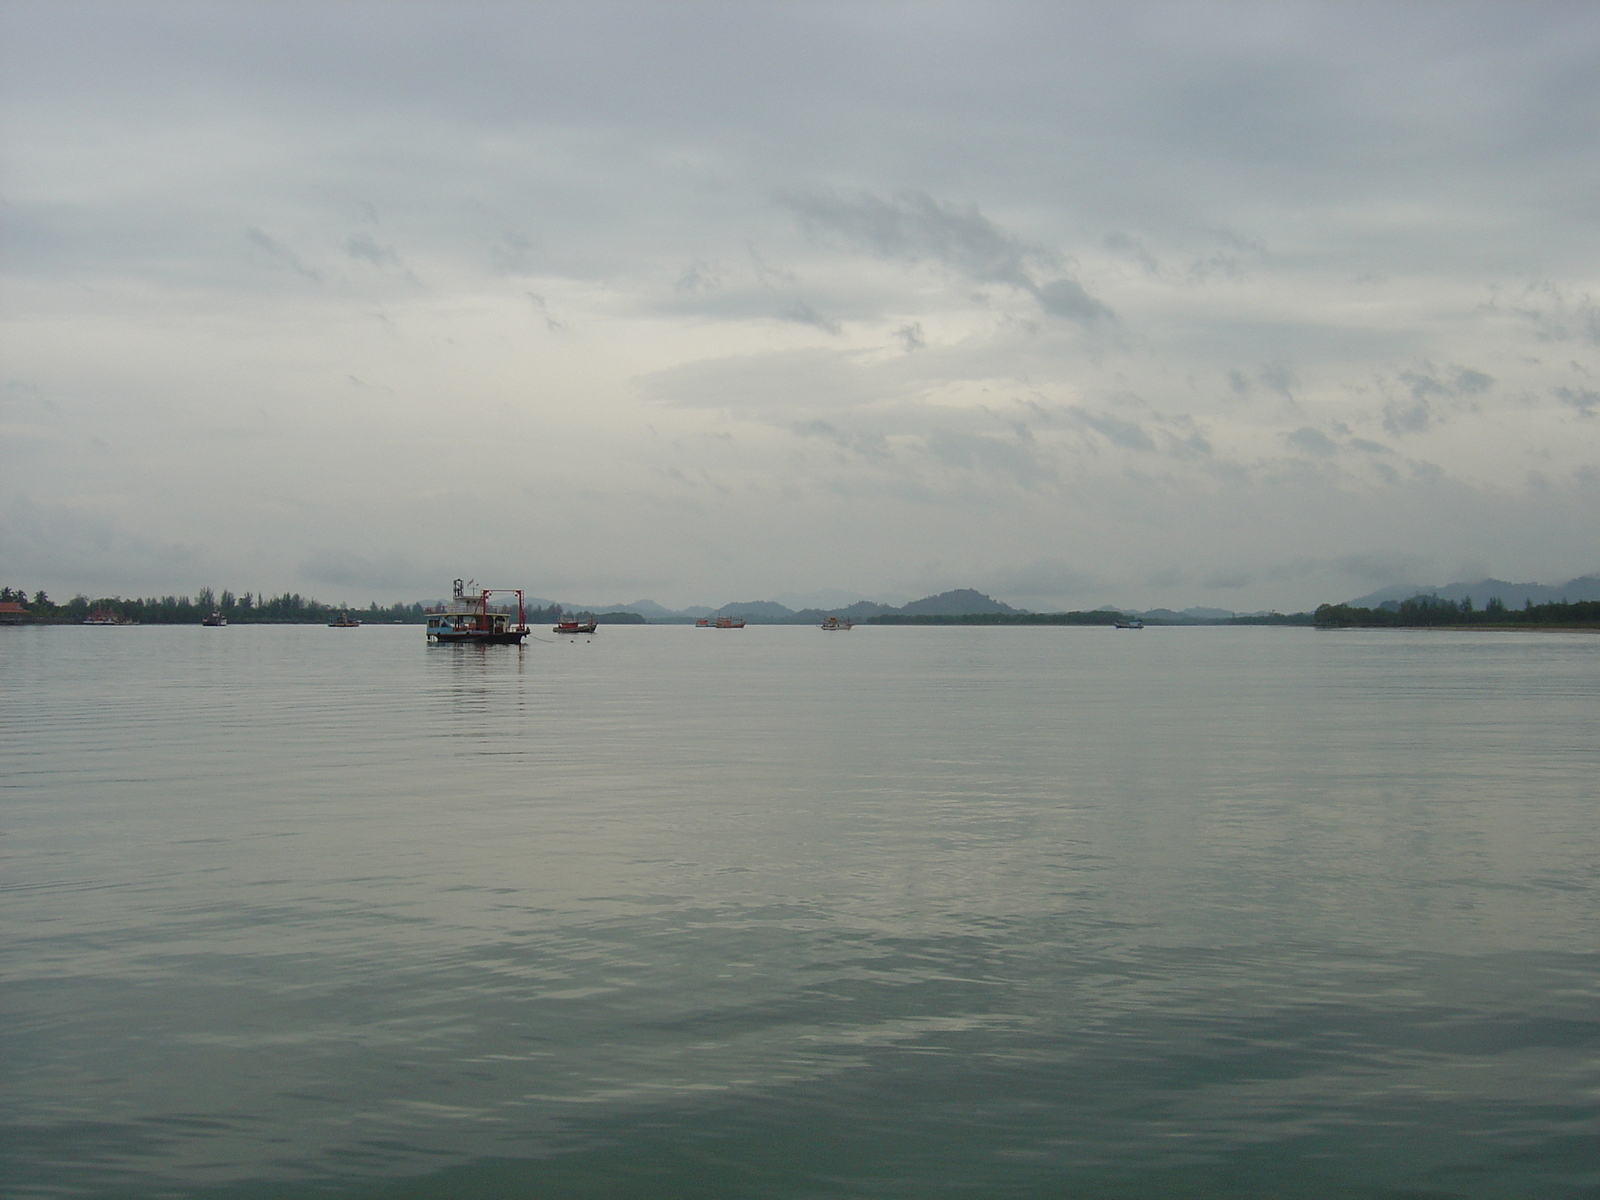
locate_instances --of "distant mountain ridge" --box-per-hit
[565,588,1310,624]
[1343,575,1600,609]
[572,588,1026,623]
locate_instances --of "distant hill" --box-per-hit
[713,600,798,621]
[599,588,1026,622]
[1344,575,1600,609]
[898,589,1023,617]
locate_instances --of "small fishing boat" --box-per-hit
[1113,618,1143,630]
[425,578,531,645]
[554,618,598,634]
[201,611,227,627]
[696,616,746,628]
[819,615,853,631]
[328,612,361,628]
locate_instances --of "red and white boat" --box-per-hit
[554,618,598,634]
[425,579,532,645]
[695,615,746,629]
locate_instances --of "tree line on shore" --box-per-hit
[1314,594,1600,628]
[0,587,571,625]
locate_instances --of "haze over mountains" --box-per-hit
[549,575,1600,623]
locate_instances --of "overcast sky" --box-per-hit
[3,1,1598,611]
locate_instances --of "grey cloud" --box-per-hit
[1146,567,1188,589]
[246,228,320,280]
[1553,386,1599,415]
[1202,568,1254,590]
[675,261,719,294]
[1164,428,1213,459]
[894,323,926,352]
[1384,398,1431,435]
[640,349,892,413]
[789,420,892,459]
[345,233,401,267]
[922,429,1055,487]
[780,190,1043,289]
[0,495,212,593]
[1103,231,1159,274]
[489,231,539,275]
[780,301,842,335]
[1034,278,1114,327]
[1512,285,1600,345]
[528,293,566,331]
[1285,427,1338,456]
[301,549,426,592]
[780,189,1112,326]
[1333,551,1434,584]
[1400,364,1494,401]
[991,559,1103,597]
[1259,362,1297,399]
[1069,407,1156,452]
[1383,363,1495,433]
[793,418,843,442]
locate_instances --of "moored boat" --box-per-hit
[201,611,227,627]
[83,608,133,626]
[696,615,746,628]
[329,612,361,628]
[819,615,853,631]
[425,578,531,645]
[554,618,598,634]
[1113,618,1143,630]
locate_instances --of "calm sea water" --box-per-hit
[2,623,1596,1199]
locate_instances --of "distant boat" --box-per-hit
[819,615,853,631]
[696,616,746,629]
[1113,618,1143,630]
[424,578,531,645]
[554,618,598,634]
[328,612,361,628]
[201,611,227,627]
[83,609,133,626]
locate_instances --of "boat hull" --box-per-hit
[428,630,529,645]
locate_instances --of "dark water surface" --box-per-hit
[3,624,1596,1199]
